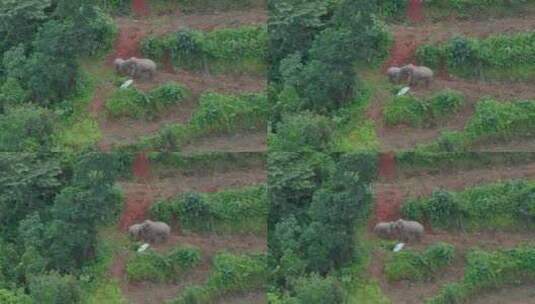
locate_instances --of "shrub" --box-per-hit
[0,289,32,304]
[427,246,535,304]
[150,185,267,233]
[126,246,201,282]
[207,252,266,293]
[401,180,535,231]
[385,243,455,282]
[293,274,346,304]
[0,105,56,152]
[416,32,535,80]
[29,272,81,304]
[189,92,268,133]
[141,26,267,73]
[384,90,464,127]
[269,112,334,152]
[106,82,189,119]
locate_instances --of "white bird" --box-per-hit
[393,243,405,252]
[397,87,410,96]
[137,243,150,253]
[120,79,134,89]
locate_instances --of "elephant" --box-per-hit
[128,223,144,240]
[386,66,402,84]
[394,219,424,242]
[400,64,433,87]
[139,220,170,244]
[114,57,157,80]
[373,221,397,239]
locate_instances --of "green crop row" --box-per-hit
[168,252,266,304]
[141,26,267,74]
[416,99,535,152]
[402,180,535,231]
[416,32,535,80]
[384,242,455,282]
[128,92,267,152]
[384,90,464,127]
[105,82,189,119]
[150,184,267,234]
[126,246,201,282]
[427,245,535,304]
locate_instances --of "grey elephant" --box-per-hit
[114,57,157,80]
[139,220,170,243]
[373,221,397,239]
[386,66,402,84]
[128,223,144,240]
[394,219,424,242]
[400,64,433,87]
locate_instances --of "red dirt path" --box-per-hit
[407,0,424,23]
[132,0,150,17]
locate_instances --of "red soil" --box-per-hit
[132,0,150,17]
[373,184,404,224]
[111,26,144,60]
[407,0,424,23]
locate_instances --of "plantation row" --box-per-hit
[109,91,268,153]
[169,252,266,304]
[379,0,533,19]
[150,184,267,234]
[141,26,267,74]
[428,246,535,303]
[96,0,265,14]
[402,179,535,231]
[413,98,535,152]
[417,31,535,80]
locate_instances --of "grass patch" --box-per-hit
[401,180,535,231]
[415,99,535,152]
[150,184,267,234]
[169,252,266,304]
[384,243,455,282]
[126,92,267,152]
[105,82,189,119]
[416,32,535,81]
[427,245,535,304]
[384,90,464,127]
[141,26,266,74]
[126,246,201,282]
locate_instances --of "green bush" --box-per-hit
[0,289,32,304]
[416,32,535,80]
[189,92,268,133]
[169,252,266,304]
[384,90,464,127]
[126,246,201,282]
[0,105,56,152]
[427,246,535,304]
[141,26,267,73]
[208,252,266,293]
[269,112,334,152]
[29,272,81,304]
[401,180,535,231]
[417,98,535,152]
[150,185,267,233]
[105,82,188,119]
[385,243,455,282]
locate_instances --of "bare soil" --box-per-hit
[181,131,267,154]
[471,284,535,304]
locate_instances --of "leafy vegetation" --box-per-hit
[150,185,268,234]
[105,82,189,119]
[402,180,535,231]
[126,246,201,282]
[141,26,267,74]
[384,243,455,282]
[415,99,535,152]
[427,245,535,304]
[384,90,464,127]
[128,92,267,152]
[169,252,266,304]
[416,32,535,80]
